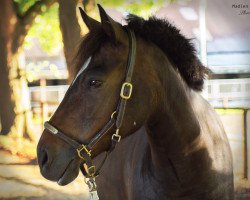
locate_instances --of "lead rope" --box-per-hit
[85,177,99,200]
[80,151,109,200]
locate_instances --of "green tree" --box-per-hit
[24,3,63,54]
[23,0,168,82]
[0,0,56,139]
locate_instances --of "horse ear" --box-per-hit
[79,7,100,31]
[97,4,127,43]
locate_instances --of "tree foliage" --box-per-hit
[21,0,178,55]
[24,3,62,54]
[13,0,41,16]
[96,0,166,17]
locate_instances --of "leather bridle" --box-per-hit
[44,28,136,184]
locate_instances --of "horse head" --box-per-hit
[37,5,155,186]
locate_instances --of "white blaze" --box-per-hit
[71,56,92,85]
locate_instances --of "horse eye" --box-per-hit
[89,80,102,87]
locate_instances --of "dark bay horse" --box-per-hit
[37,5,234,200]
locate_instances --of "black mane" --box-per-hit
[126,14,209,91]
[76,14,209,91]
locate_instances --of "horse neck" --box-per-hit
[147,51,200,150]
[145,51,204,183]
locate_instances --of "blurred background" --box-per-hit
[0,0,249,199]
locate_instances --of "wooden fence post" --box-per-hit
[243,109,248,179]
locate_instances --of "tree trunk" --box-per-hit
[58,0,82,81]
[0,1,18,135]
[0,0,55,140]
[0,38,16,135]
[58,0,95,81]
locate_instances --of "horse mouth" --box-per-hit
[57,159,79,186]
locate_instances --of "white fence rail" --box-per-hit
[204,78,250,108]
[28,78,250,110]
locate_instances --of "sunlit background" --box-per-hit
[0,0,249,199]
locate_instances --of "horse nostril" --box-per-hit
[40,149,49,168]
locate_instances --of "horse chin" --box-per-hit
[57,159,80,186]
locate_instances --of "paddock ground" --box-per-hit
[0,150,249,200]
[0,151,89,200]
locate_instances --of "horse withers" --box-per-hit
[37,5,234,200]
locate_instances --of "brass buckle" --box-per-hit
[83,164,96,178]
[87,165,96,177]
[111,111,116,119]
[120,82,133,100]
[112,129,121,142]
[77,145,91,160]
[112,134,121,142]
